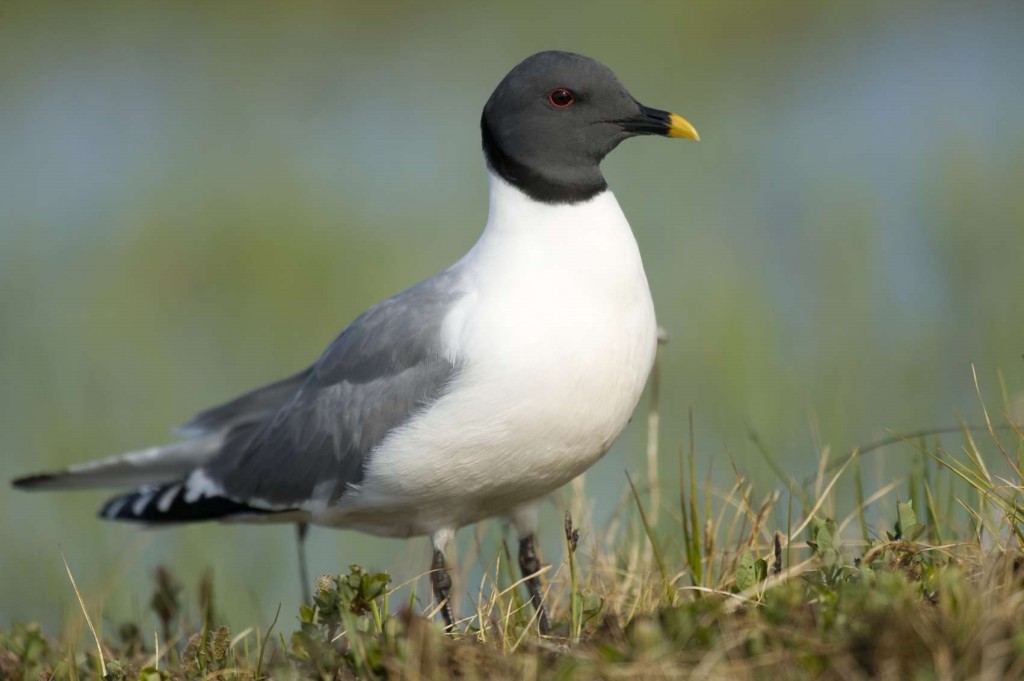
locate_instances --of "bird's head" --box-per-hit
[481,50,698,204]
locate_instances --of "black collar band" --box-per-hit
[480,114,607,205]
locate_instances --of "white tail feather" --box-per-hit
[14,436,224,490]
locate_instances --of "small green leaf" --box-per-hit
[808,517,841,567]
[896,500,918,540]
[735,551,756,591]
[581,590,604,627]
[137,667,169,681]
[892,499,926,541]
[362,572,390,602]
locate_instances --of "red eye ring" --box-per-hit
[548,88,575,108]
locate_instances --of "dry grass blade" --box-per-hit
[255,603,281,679]
[60,547,106,678]
[788,454,854,540]
[626,470,674,605]
[646,332,665,526]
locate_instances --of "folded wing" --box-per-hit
[101,269,464,522]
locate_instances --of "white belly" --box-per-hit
[322,180,658,536]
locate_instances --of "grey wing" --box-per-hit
[15,368,313,493]
[197,269,464,509]
[176,367,314,437]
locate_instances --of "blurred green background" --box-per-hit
[2,0,1023,631]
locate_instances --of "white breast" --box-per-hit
[335,174,658,535]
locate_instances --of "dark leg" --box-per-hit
[519,534,551,634]
[296,522,311,603]
[431,548,455,632]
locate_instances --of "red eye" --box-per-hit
[548,88,575,108]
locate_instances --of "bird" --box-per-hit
[12,50,698,634]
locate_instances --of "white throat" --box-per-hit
[464,172,643,286]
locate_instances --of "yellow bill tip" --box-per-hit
[667,113,700,141]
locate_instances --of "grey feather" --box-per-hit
[14,367,310,492]
[200,268,464,508]
[12,437,221,490]
[176,367,314,436]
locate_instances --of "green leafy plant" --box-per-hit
[290,565,391,679]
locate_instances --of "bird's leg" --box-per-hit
[518,534,551,634]
[507,503,550,634]
[430,529,456,632]
[295,522,311,603]
[431,549,455,631]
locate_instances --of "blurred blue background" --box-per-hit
[2,1,1023,631]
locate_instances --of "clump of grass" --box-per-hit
[3,380,1024,679]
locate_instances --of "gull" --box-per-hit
[12,50,698,633]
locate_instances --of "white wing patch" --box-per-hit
[157,484,183,512]
[131,486,159,516]
[183,470,225,503]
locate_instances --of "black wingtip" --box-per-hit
[11,472,59,490]
[100,482,286,524]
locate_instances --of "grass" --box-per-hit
[3,377,1024,679]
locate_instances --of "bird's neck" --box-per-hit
[480,171,624,239]
[480,115,607,205]
[463,172,640,287]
